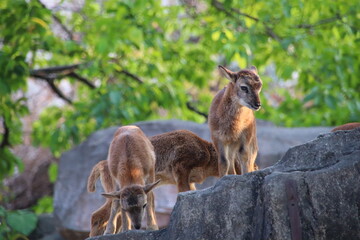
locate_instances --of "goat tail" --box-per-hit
[87,160,106,192]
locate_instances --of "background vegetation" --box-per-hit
[0,0,359,237]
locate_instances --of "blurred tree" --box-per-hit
[200,0,360,126]
[0,0,359,179]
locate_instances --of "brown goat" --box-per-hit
[151,130,218,192]
[209,65,262,176]
[331,122,360,132]
[101,126,160,234]
[87,129,219,236]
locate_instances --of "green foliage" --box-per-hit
[32,196,53,214]
[0,0,359,180]
[199,0,360,126]
[48,162,58,183]
[30,0,212,154]
[0,97,27,179]
[0,206,38,240]
[0,0,50,180]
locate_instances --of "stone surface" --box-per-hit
[86,128,360,240]
[1,146,57,210]
[29,214,64,240]
[54,119,331,239]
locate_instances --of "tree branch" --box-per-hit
[0,118,10,148]
[31,66,74,104]
[117,70,144,84]
[186,102,208,121]
[30,64,81,76]
[44,78,73,104]
[212,0,345,41]
[68,72,96,89]
[30,64,95,89]
[211,0,258,23]
[108,57,145,84]
[265,26,281,42]
[31,63,144,103]
[295,15,342,29]
[36,0,74,40]
[211,0,283,41]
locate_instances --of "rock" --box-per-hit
[1,146,57,210]
[54,119,331,239]
[86,128,360,240]
[29,214,64,240]
[256,125,331,168]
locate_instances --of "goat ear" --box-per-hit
[144,179,161,194]
[249,65,258,74]
[101,191,120,199]
[218,65,237,82]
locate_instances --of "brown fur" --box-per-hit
[331,122,360,132]
[101,126,159,234]
[151,130,218,192]
[209,65,262,176]
[87,129,219,236]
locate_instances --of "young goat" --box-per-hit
[101,126,160,234]
[151,129,218,192]
[209,65,262,176]
[87,129,219,235]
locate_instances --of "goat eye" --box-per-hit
[143,204,147,208]
[241,86,249,93]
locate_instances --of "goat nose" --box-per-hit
[134,224,141,230]
[255,102,261,108]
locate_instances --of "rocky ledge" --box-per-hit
[87,128,360,240]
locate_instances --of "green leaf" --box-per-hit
[325,95,337,109]
[6,210,38,236]
[233,52,247,69]
[211,31,221,41]
[48,162,58,183]
[32,196,54,214]
[127,27,143,47]
[109,91,121,105]
[303,86,319,103]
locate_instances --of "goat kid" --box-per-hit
[209,65,262,176]
[151,129,218,192]
[101,126,160,234]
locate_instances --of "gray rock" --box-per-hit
[29,214,64,240]
[54,119,331,239]
[86,128,360,240]
[2,146,57,210]
[256,125,331,168]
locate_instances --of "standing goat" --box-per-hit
[101,126,160,234]
[87,129,219,236]
[209,65,262,176]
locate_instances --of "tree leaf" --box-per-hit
[6,210,38,236]
[48,162,58,183]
